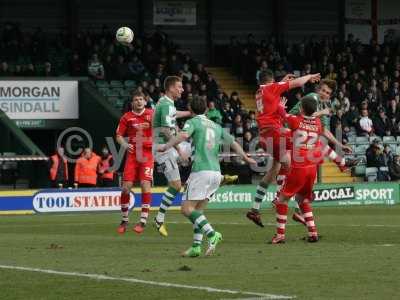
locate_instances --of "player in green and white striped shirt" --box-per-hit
[158,97,256,257]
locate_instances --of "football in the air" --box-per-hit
[116,27,134,44]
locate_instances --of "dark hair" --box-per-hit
[164,76,182,91]
[258,70,274,84]
[320,79,337,91]
[189,96,207,115]
[301,95,318,116]
[131,90,145,99]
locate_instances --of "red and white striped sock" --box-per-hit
[140,193,152,224]
[275,202,288,238]
[323,146,346,171]
[273,167,289,206]
[300,201,318,237]
[120,192,130,222]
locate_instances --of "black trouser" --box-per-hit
[100,179,115,187]
[78,183,96,188]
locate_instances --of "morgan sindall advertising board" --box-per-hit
[0,80,78,120]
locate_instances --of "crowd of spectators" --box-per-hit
[230,33,400,140]
[4,22,400,181]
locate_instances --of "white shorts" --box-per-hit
[154,147,180,182]
[183,171,222,201]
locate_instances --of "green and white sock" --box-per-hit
[156,186,179,223]
[252,182,268,211]
[188,211,215,238]
[192,223,203,247]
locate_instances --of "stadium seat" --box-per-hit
[97,87,109,96]
[124,80,137,89]
[354,165,366,176]
[110,80,124,88]
[355,144,369,155]
[355,136,369,145]
[365,167,378,182]
[347,135,356,143]
[96,80,109,88]
[383,136,395,143]
[396,146,400,155]
[369,136,381,143]
[107,89,121,97]
[107,96,119,104]
[120,89,131,98]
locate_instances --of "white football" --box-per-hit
[116,27,134,44]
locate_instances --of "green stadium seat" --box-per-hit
[110,80,124,88]
[383,136,395,143]
[124,80,137,89]
[369,136,381,143]
[396,146,400,155]
[97,87,109,96]
[355,144,369,155]
[347,136,356,143]
[120,89,131,98]
[355,136,369,145]
[107,96,119,104]
[365,167,378,182]
[96,80,109,88]
[107,89,120,97]
[354,165,366,176]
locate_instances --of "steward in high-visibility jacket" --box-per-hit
[49,147,68,188]
[74,148,101,188]
[98,147,115,187]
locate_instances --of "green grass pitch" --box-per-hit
[1,206,400,299]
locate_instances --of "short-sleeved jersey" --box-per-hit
[256,81,290,130]
[286,114,323,168]
[182,115,234,172]
[289,93,330,129]
[116,108,153,150]
[152,96,177,144]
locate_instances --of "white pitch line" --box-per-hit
[0,264,294,300]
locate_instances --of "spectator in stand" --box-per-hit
[41,62,54,77]
[128,55,145,78]
[196,63,208,82]
[88,53,105,80]
[190,73,202,93]
[229,91,243,113]
[24,64,36,76]
[206,73,218,100]
[181,63,192,82]
[366,141,390,181]
[350,82,366,104]
[387,99,400,125]
[115,55,129,80]
[389,155,400,181]
[69,53,85,76]
[383,144,394,165]
[373,109,392,137]
[330,109,349,141]
[332,90,350,113]
[221,101,235,128]
[74,147,101,188]
[0,61,12,76]
[243,131,255,152]
[206,101,222,125]
[358,109,374,136]
[98,146,115,187]
[213,90,228,110]
[48,146,68,188]
[231,114,244,138]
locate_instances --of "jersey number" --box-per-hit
[206,128,215,149]
[144,167,153,177]
[295,130,318,148]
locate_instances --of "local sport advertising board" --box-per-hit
[208,183,399,209]
[0,80,79,121]
[0,183,398,214]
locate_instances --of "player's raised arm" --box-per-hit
[230,141,257,165]
[288,73,321,89]
[158,131,189,152]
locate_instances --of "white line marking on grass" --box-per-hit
[0,265,295,300]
